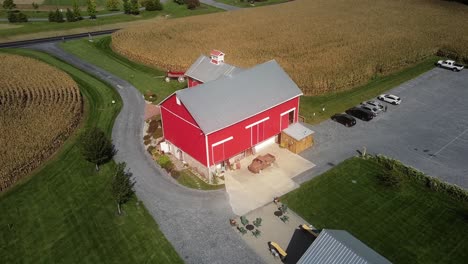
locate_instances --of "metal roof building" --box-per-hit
[297,229,392,264]
[177,60,303,134]
[184,55,243,84]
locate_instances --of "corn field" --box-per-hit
[112,0,468,95]
[0,54,82,191]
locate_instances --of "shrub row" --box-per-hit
[7,11,28,23]
[368,155,468,202]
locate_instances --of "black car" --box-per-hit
[331,113,357,127]
[345,107,374,121]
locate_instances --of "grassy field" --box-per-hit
[300,56,438,124]
[215,0,288,8]
[0,53,82,191]
[61,36,185,102]
[0,2,222,40]
[112,0,468,96]
[282,157,468,263]
[0,9,120,18]
[176,170,225,190]
[0,49,182,263]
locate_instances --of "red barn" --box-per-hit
[159,60,304,182]
[184,50,243,88]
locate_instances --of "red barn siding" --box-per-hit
[160,95,207,166]
[187,77,203,88]
[207,97,299,166]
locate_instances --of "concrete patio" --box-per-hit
[224,144,315,215]
[231,203,317,264]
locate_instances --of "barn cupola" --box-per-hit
[210,50,225,65]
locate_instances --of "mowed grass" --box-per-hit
[60,36,185,102]
[215,0,288,8]
[300,56,438,124]
[176,170,225,190]
[0,49,182,264]
[282,157,468,263]
[0,2,222,40]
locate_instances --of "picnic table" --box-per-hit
[269,241,287,260]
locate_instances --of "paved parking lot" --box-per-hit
[298,68,468,188]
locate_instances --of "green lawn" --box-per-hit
[176,170,225,190]
[215,0,289,8]
[0,49,182,264]
[300,57,438,124]
[61,36,185,102]
[282,157,468,263]
[0,9,121,19]
[0,2,222,39]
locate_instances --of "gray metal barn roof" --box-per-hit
[176,60,303,134]
[184,55,243,83]
[297,229,392,264]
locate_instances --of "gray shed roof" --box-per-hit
[176,60,303,134]
[185,55,243,83]
[282,123,314,141]
[297,229,392,264]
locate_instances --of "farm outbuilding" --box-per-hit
[184,50,243,88]
[297,229,391,264]
[280,123,314,154]
[160,58,310,182]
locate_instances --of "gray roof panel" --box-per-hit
[185,55,243,83]
[297,229,392,264]
[177,60,303,134]
[282,123,314,141]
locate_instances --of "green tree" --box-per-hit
[106,0,119,11]
[66,8,75,22]
[130,0,139,15]
[144,0,163,11]
[111,163,135,215]
[186,0,200,9]
[80,127,116,170]
[55,8,64,22]
[2,0,16,10]
[87,0,97,19]
[48,10,56,22]
[72,0,82,20]
[122,0,131,14]
[31,2,39,12]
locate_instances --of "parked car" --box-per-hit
[378,94,401,105]
[360,105,379,116]
[361,100,384,110]
[436,60,464,72]
[345,107,374,121]
[331,113,356,127]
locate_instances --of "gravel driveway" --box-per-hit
[297,68,468,188]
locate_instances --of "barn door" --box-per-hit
[280,108,295,130]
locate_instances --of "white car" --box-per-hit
[378,94,401,105]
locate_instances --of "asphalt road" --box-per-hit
[298,68,468,188]
[31,43,263,264]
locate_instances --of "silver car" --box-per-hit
[360,105,379,116]
[361,100,384,110]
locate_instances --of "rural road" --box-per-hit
[31,42,263,264]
